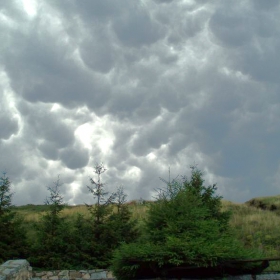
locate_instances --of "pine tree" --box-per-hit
[30,177,73,269]
[0,173,27,263]
[85,164,138,268]
[108,186,139,244]
[70,213,93,268]
[85,163,116,267]
[111,166,262,280]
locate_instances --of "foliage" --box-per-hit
[69,213,92,268]
[0,173,13,215]
[5,166,280,271]
[108,187,139,245]
[0,173,28,263]
[111,166,262,280]
[84,164,139,268]
[224,200,280,271]
[83,163,115,267]
[86,163,116,227]
[30,177,74,269]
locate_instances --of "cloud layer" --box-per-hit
[1,0,280,205]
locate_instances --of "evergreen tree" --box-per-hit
[0,173,27,263]
[86,163,116,228]
[30,177,73,269]
[182,166,231,231]
[85,163,117,268]
[85,164,138,268]
[108,186,139,245]
[70,213,93,268]
[111,166,262,280]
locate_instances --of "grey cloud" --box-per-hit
[234,41,280,84]
[60,145,89,169]
[112,7,165,47]
[0,114,18,140]
[209,8,253,48]
[208,2,280,84]
[2,0,280,205]
[0,0,27,22]
[20,108,75,149]
[253,0,279,10]
[38,141,59,160]
[70,0,121,22]
[2,22,111,112]
[182,13,206,38]
[167,133,190,156]
[79,36,115,73]
[0,141,25,179]
[153,0,174,3]
[130,118,172,157]
[107,93,143,120]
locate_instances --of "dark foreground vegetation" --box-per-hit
[1,165,280,279]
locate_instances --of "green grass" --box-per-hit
[223,199,280,272]
[12,196,280,272]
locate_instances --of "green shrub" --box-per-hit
[111,167,262,280]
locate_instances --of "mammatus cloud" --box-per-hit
[1,0,280,205]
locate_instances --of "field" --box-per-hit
[13,196,280,272]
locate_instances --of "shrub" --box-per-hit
[111,166,262,280]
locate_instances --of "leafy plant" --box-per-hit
[0,173,28,263]
[111,166,262,280]
[85,164,139,268]
[30,176,73,269]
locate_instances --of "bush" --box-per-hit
[111,166,262,280]
[30,177,74,269]
[84,164,139,268]
[0,173,28,263]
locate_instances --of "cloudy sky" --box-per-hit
[1,0,280,206]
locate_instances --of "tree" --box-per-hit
[85,163,117,267]
[181,166,231,231]
[111,166,262,280]
[30,176,73,269]
[0,173,28,263]
[86,163,116,227]
[70,213,93,268]
[0,173,13,215]
[107,186,139,245]
[85,164,139,268]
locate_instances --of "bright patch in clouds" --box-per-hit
[20,0,38,17]
[75,118,114,154]
[126,166,141,181]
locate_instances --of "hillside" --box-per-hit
[12,196,280,272]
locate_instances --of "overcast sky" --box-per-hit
[1,0,280,206]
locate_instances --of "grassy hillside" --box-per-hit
[14,200,149,222]
[13,197,280,271]
[246,195,280,212]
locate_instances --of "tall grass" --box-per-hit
[14,198,280,271]
[222,200,280,271]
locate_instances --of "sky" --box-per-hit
[1,0,280,206]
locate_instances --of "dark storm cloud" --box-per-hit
[79,37,115,74]
[209,7,253,48]
[0,112,18,140]
[1,0,280,205]
[60,145,89,170]
[154,0,174,4]
[253,0,279,10]
[18,102,75,149]
[0,141,25,178]
[113,8,164,47]
[209,1,280,84]
[38,141,59,160]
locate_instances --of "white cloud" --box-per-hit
[20,0,38,18]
